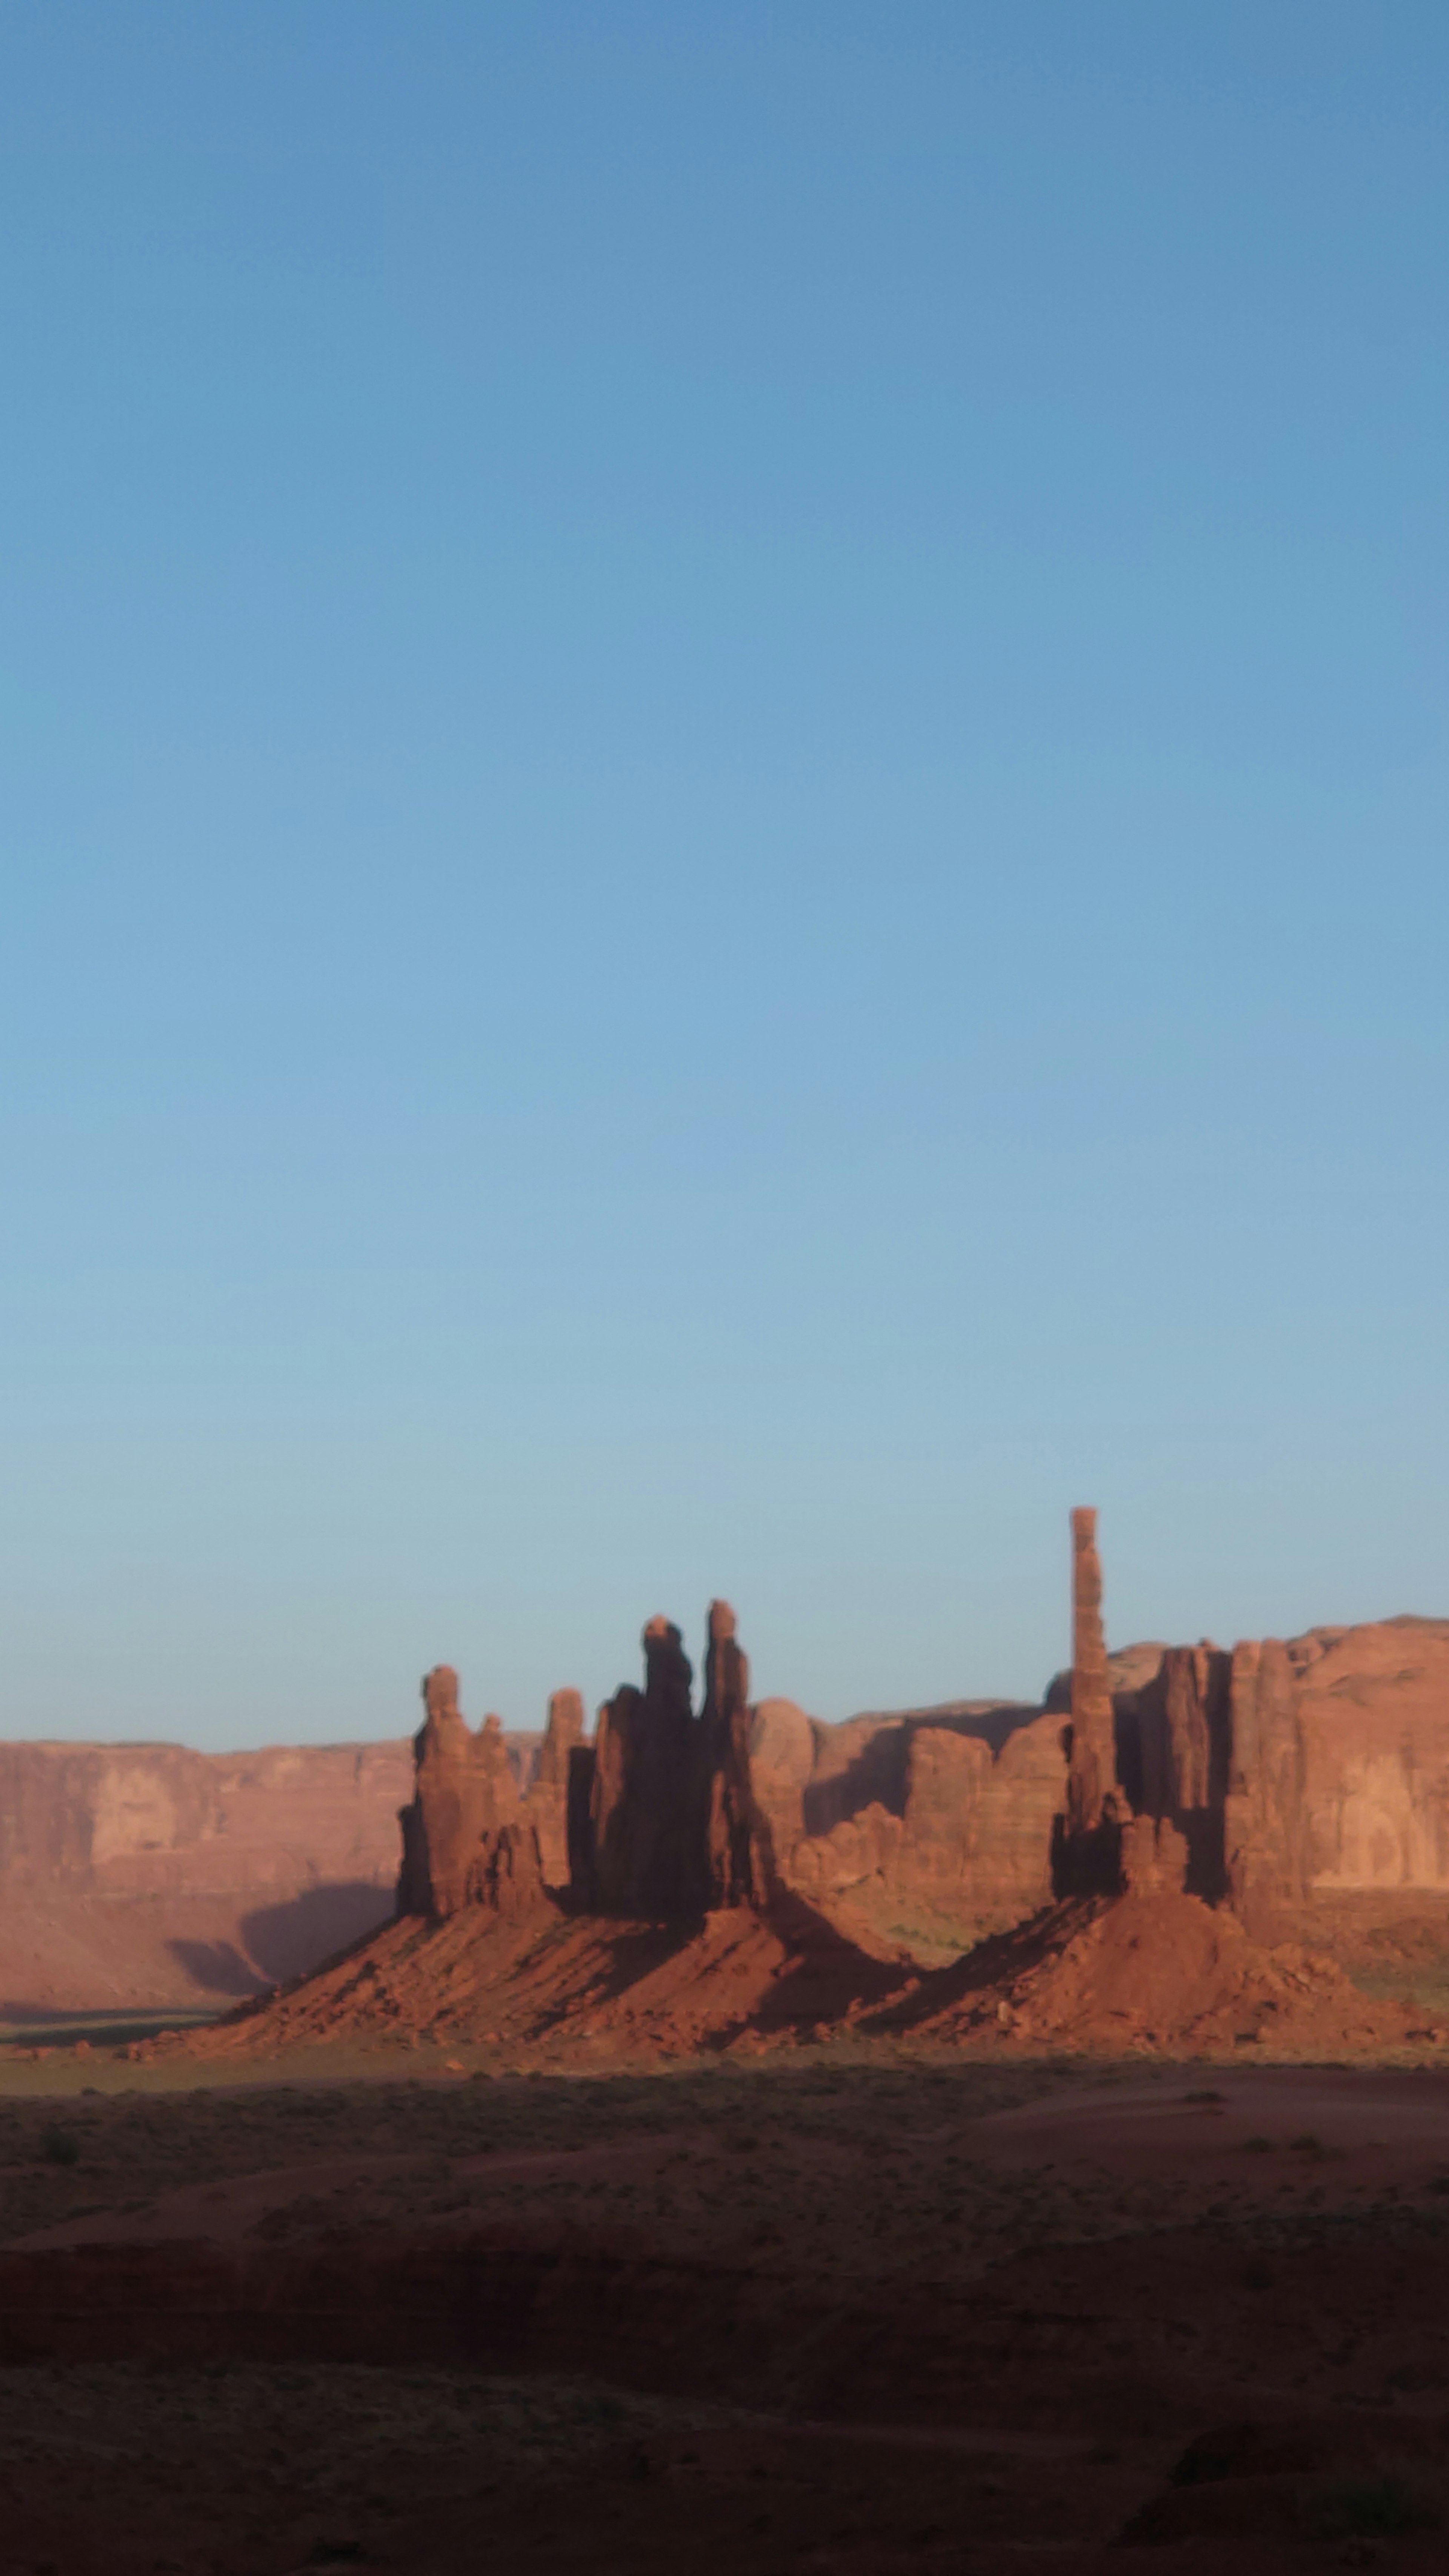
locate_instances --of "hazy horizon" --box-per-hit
[4,4,1447,1747]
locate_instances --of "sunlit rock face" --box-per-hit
[1226,1618,1449,1918]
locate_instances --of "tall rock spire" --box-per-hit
[1066,1506,1119,1838]
[699,1599,763,1907]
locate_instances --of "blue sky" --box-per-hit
[2,3,1446,1746]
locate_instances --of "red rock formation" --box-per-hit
[1224,1636,1311,1930]
[1121,1643,1232,1900]
[699,1601,763,1907]
[745,1698,816,1876]
[525,1689,584,1892]
[27,1521,1449,2033]
[0,1736,419,2012]
[1224,1619,1449,1941]
[589,1619,699,1918]
[1066,1506,1118,1837]
[0,1738,412,1901]
[1118,1813,1189,1896]
[778,1705,1065,1958]
[463,1818,545,1916]
[397,1667,535,1920]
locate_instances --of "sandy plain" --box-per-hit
[4,2040,1449,2571]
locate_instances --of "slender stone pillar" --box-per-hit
[1067,1507,1118,1835]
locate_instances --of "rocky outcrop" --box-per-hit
[1115,1644,1233,1901]
[1065,1506,1118,1838]
[582,1606,771,1919]
[397,1667,531,1919]
[529,1690,585,1892]
[749,1696,1065,1960]
[1088,1595,1449,1949]
[394,1669,606,1922]
[398,1610,772,1927]
[589,1620,700,1918]
[1225,1638,1309,1930]
[1119,1813,1189,1896]
[1226,1619,1449,1933]
[699,1601,764,1907]
[1050,1507,1128,1897]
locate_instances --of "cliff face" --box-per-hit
[0,1728,548,2013]
[0,1740,414,1901]
[1227,1619,1449,1922]
[749,1696,1064,1959]
[0,1736,414,2015]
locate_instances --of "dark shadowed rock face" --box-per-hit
[464,1818,545,1915]
[1117,1644,1232,1901]
[589,1620,699,1918]
[529,1690,585,1892]
[699,1601,766,1909]
[529,1605,772,1923]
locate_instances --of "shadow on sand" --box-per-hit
[166,1880,396,2002]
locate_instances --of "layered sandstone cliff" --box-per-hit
[0,1739,413,1900]
[0,1737,411,2013]
[0,1728,546,2013]
[748,1694,1064,1959]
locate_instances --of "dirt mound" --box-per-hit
[897,1891,1433,2055]
[144,1884,1440,2069]
[151,1892,910,2065]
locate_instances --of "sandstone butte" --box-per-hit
[148,1511,1449,2067]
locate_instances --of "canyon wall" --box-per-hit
[0,1739,413,1901]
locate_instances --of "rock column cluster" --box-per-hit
[397,1603,768,1926]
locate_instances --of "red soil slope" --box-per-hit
[152,1886,1433,2068]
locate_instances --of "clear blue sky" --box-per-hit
[3,3,1446,1747]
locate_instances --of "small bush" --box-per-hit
[40,2125,79,2167]
[1242,2135,1275,2153]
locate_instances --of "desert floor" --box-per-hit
[5,2044,1449,2570]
